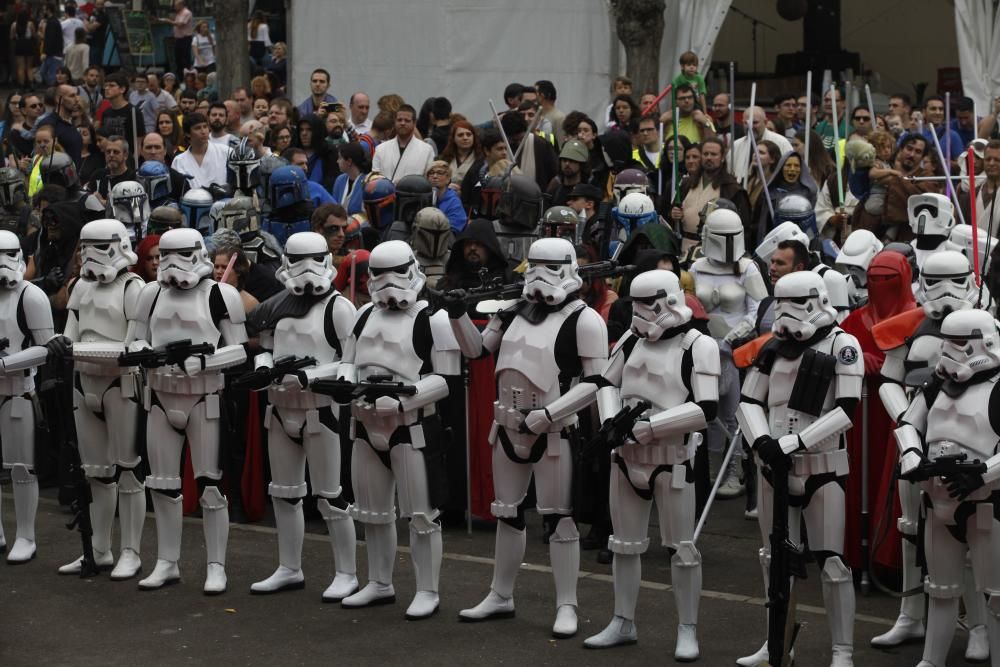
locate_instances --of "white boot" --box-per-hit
[58,479,116,574]
[251,498,305,594]
[8,466,37,563]
[672,542,701,661]
[110,470,145,581]
[549,516,579,638]
[583,616,638,648]
[459,520,524,621]
[318,499,358,602]
[201,486,229,595]
[871,540,925,646]
[405,517,441,620]
[341,522,396,607]
[963,562,989,662]
[138,492,182,589]
[821,557,855,666]
[737,548,771,666]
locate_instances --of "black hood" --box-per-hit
[443,218,507,277]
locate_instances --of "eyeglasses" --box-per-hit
[853,115,871,122]
[427,170,448,176]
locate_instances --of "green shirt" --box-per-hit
[672,72,707,96]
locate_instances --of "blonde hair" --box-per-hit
[426,160,452,179]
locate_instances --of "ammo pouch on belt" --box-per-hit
[788,347,837,417]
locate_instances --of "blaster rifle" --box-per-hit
[232,355,317,390]
[766,453,808,667]
[311,373,418,404]
[65,435,98,577]
[0,337,8,354]
[578,261,634,282]
[583,400,652,457]
[901,452,987,483]
[118,339,216,369]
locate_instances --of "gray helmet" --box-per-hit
[539,205,579,240]
[498,174,543,230]
[395,175,434,225]
[613,168,649,203]
[38,152,79,188]
[0,167,26,208]
[148,205,184,234]
[218,195,262,240]
[410,207,451,260]
[259,154,290,202]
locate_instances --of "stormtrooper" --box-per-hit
[529,270,718,658]
[54,219,146,580]
[337,240,459,619]
[409,207,452,289]
[386,175,433,242]
[735,271,863,666]
[128,228,248,594]
[893,308,1000,667]
[108,180,151,243]
[835,229,884,308]
[449,237,608,637]
[872,249,990,659]
[180,187,215,237]
[0,230,55,563]
[947,224,996,284]
[245,231,358,600]
[493,173,543,265]
[908,193,956,270]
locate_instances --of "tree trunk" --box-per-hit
[211,0,249,98]
[612,0,665,99]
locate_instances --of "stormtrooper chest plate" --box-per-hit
[620,337,690,411]
[149,282,221,348]
[495,303,579,406]
[273,295,339,364]
[354,307,423,383]
[77,278,131,343]
[926,379,1000,460]
[767,336,837,435]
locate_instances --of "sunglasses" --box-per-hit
[853,115,871,121]
[321,224,347,236]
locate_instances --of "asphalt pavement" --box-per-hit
[0,490,980,666]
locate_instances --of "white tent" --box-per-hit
[288,0,730,123]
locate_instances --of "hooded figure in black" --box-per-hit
[32,200,83,326]
[296,114,339,191]
[436,217,512,295]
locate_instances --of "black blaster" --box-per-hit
[232,355,317,391]
[583,399,652,456]
[0,337,8,354]
[311,373,418,404]
[577,260,634,282]
[902,452,987,483]
[118,339,216,369]
[431,268,525,308]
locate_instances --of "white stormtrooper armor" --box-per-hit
[874,249,990,656]
[247,232,359,601]
[735,271,863,667]
[0,230,54,563]
[340,240,460,620]
[755,220,811,265]
[909,193,955,269]
[947,223,996,277]
[690,209,768,341]
[891,309,1000,667]
[108,180,151,243]
[128,228,248,595]
[537,270,720,659]
[836,229,884,307]
[814,264,852,324]
[450,237,608,638]
[57,220,147,580]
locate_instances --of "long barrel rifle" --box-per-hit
[582,400,652,457]
[118,339,216,369]
[431,262,635,307]
[311,373,418,404]
[232,355,317,391]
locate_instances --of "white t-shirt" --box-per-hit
[171,142,230,188]
[247,23,272,47]
[192,33,216,67]
[61,16,85,53]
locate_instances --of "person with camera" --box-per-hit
[297,69,338,118]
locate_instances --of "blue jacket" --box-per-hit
[898,126,966,161]
[331,172,367,215]
[437,187,467,233]
[307,180,335,208]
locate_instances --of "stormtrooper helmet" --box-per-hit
[918,250,974,320]
[772,271,838,341]
[79,218,138,283]
[702,208,746,265]
[410,207,452,260]
[0,230,25,288]
[522,237,582,305]
[936,309,1000,383]
[277,232,334,296]
[835,229,884,289]
[629,269,692,341]
[108,180,151,240]
[946,224,996,275]
[756,220,812,264]
[157,228,213,289]
[368,240,425,309]
[908,193,955,238]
